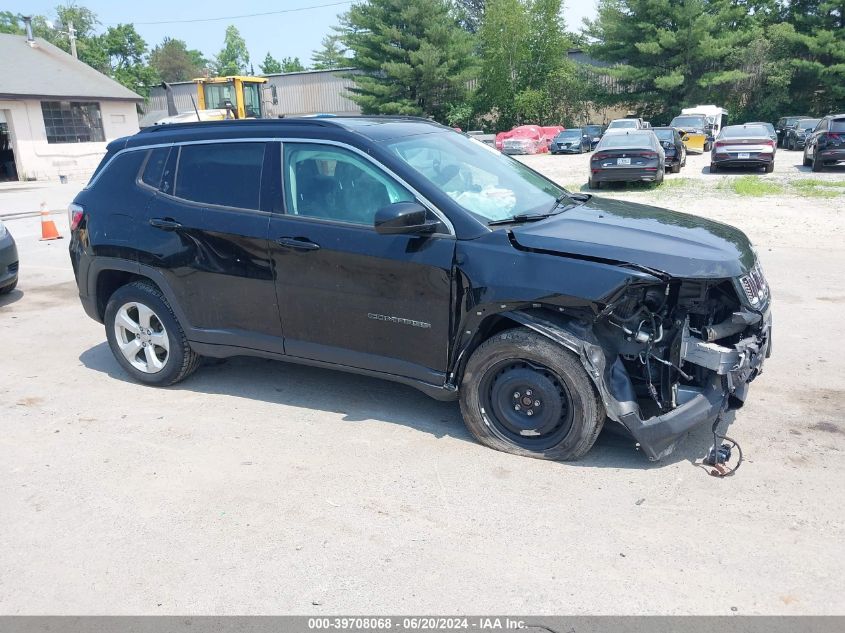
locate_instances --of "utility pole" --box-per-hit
[68,20,77,59]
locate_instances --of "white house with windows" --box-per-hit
[0,32,141,183]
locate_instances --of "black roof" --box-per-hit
[123,116,448,150]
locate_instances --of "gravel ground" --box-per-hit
[1,150,844,615]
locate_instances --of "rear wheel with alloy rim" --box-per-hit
[812,154,824,172]
[460,329,604,460]
[105,280,201,386]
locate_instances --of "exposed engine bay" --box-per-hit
[586,263,772,459]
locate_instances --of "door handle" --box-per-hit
[149,218,183,231]
[275,237,320,251]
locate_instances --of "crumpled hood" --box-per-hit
[510,197,756,278]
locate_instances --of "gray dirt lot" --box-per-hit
[1,150,844,614]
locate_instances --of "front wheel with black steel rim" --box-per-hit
[460,329,605,460]
[104,280,201,386]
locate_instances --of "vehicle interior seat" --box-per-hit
[294,159,338,218]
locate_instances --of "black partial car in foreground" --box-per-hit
[588,130,665,187]
[551,128,591,154]
[711,124,776,173]
[0,220,18,295]
[653,127,686,173]
[784,118,821,151]
[69,117,772,462]
[803,114,845,172]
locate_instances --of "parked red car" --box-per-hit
[495,125,564,155]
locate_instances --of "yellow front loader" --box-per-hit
[195,76,267,119]
[156,76,268,125]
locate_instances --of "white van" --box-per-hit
[681,105,729,137]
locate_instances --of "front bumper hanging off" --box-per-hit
[617,308,772,460]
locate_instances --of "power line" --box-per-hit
[112,0,353,26]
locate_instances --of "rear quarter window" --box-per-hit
[140,147,171,189]
[87,151,147,198]
[830,118,845,133]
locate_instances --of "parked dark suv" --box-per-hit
[69,117,772,462]
[802,114,845,172]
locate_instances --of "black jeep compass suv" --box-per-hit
[69,117,772,461]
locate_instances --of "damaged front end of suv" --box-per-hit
[568,266,770,460]
[453,198,772,461]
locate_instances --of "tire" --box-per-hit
[764,162,774,173]
[803,151,812,167]
[0,278,17,295]
[671,162,681,173]
[812,155,824,172]
[589,178,600,190]
[459,329,605,461]
[655,167,665,184]
[104,280,201,386]
[710,163,718,173]
[704,141,712,152]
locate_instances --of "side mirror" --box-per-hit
[375,202,438,235]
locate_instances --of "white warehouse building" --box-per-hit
[0,32,141,183]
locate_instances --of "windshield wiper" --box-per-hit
[489,191,591,226]
[488,213,556,226]
[547,191,590,213]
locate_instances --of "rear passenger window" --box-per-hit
[141,147,170,189]
[831,118,845,133]
[174,142,266,210]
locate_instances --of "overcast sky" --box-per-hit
[8,0,598,68]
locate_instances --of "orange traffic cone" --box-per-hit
[39,202,62,241]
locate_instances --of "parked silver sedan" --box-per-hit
[710,124,776,173]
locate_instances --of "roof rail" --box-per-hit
[136,118,337,135]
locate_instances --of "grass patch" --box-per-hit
[792,178,845,198]
[728,176,784,197]
[659,177,692,189]
[793,178,845,188]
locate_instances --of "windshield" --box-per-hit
[557,130,582,138]
[584,125,602,135]
[721,125,768,138]
[386,132,567,223]
[608,119,638,129]
[670,116,706,129]
[597,131,654,149]
[203,81,236,110]
[798,119,820,130]
[654,129,674,141]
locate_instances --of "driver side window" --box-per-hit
[283,143,414,226]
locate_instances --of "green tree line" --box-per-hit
[334,0,843,128]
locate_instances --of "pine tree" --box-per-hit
[311,33,348,70]
[341,0,475,120]
[260,52,283,74]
